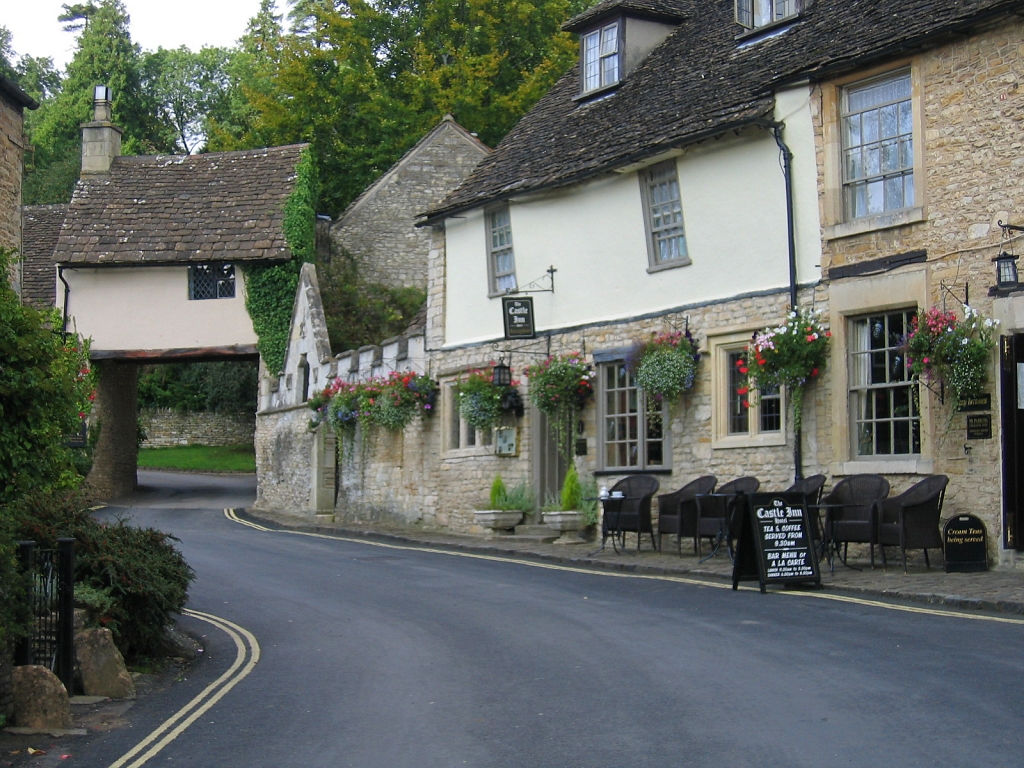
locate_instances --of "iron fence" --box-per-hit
[14,539,75,693]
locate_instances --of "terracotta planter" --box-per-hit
[544,510,587,544]
[474,510,524,536]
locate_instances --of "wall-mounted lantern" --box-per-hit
[996,220,1024,292]
[492,361,512,387]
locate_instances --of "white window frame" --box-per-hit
[710,331,786,449]
[640,160,690,272]
[486,205,517,297]
[841,69,915,222]
[581,21,620,94]
[443,381,493,455]
[735,0,802,30]
[847,308,921,459]
[598,360,669,471]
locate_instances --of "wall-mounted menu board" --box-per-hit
[733,491,820,593]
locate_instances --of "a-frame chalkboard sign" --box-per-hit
[732,491,821,593]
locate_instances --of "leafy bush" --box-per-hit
[560,465,582,511]
[489,475,507,509]
[137,361,258,414]
[499,482,534,512]
[11,490,194,661]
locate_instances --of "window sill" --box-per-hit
[647,257,691,274]
[712,433,787,450]
[488,288,517,299]
[595,468,672,476]
[573,82,621,103]
[824,207,925,241]
[836,458,934,476]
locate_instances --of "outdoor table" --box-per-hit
[809,502,862,573]
[695,493,742,563]
[586,495,637,555]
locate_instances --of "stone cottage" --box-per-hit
[259,0,1024,566]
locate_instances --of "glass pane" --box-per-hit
[899,100,913,134]
[867,179,884,214]
[884,176,904,210]
[880,104,898,139]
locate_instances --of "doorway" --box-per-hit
[532,408,566,522]
[999,334,1024,550]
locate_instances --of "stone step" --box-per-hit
[514,524,553,536]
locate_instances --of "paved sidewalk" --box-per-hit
[242,509,1024,616]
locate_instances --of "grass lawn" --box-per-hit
[137,445,256,473]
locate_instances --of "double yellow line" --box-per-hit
[224,508,1024,626]
[107,610,260,768]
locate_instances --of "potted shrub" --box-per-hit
[544,465,587,544]
[474,475,532,535]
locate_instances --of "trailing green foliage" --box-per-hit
[11,489,194,661]
[243,147,318,374]
[629,329,701,402]
[311,371,438,439]
[456,367,509,431]
[318,247,426,353]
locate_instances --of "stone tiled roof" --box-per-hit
[54,144,308,265]
[0,75,38,110]
[21,204,67,309]
[427,0,1020,221]
[562,0,688,32]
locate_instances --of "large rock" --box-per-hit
[12,665,71,729]
[75,628,135,699]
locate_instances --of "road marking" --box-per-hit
[107,610,260,768]
[223,509,1024,626]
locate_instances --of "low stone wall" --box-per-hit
[140,409,255,448]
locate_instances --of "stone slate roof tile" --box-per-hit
[428,0,1021,220]
[563,0,688,31]
[21,204,67,309]
[54,144,308,265]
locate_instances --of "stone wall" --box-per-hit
[0,85,28,293]
[330,117,488,289]
[255,405,316,513]
[140,408,255,448]
[86,362,139,499]
[807,17,1024,562]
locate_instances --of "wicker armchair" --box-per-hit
[820,474,890,568]
[695,476,760,558]
[877,475,949,573]
[603,475,661,551]
[656,476,717,556]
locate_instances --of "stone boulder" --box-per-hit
[75,628,135,699]
[12,665,71,729]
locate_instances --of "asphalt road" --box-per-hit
[56,471,1024,766]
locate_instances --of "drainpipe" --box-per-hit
[757,119,802,480]
[58,265,71,343]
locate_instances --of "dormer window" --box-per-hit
[736,0,802,30]
[582,22,620,93]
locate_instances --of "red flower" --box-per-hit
[741,400,750,408]
[758,359,766,366]
[811,368,819,377]
[735,359,744,368]
[737,386,749,395]
[739,366,748,374]
[825,331,832,338]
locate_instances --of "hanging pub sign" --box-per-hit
[733,492,820,593]
[502,296,535,339]
[957,394,991,412]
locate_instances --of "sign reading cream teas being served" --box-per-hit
[502,296,535,339]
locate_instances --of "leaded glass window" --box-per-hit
[488,207,517,294]
[582,22,619,94]
[601,362,666,470]
[188,263,235,300]
[642,161,688,267]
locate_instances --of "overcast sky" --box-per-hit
[5,0,269,70]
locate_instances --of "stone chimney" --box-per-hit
[80,85,122,176]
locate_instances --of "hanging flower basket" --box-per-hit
[627,329,700,402]
[742,308,830,432]
[903,306,997,411]
[524,353,594,463]
[456,366,519,431]
[311,371,438,435]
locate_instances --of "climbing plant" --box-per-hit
[244,146,318,374]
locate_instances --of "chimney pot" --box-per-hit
[81,84,122,176]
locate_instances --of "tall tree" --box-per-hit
[143,46,234,153]
[23,0,172,204]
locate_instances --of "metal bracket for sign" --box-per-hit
[507,265,556,295]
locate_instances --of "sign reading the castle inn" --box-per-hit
[502,297,535,339]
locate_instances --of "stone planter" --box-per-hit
[474,510,524,537]
[544,510,587,544]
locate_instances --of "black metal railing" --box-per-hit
[14,539,75,692]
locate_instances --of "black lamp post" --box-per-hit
[492,361,512,387]
[995,251,1020,291]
